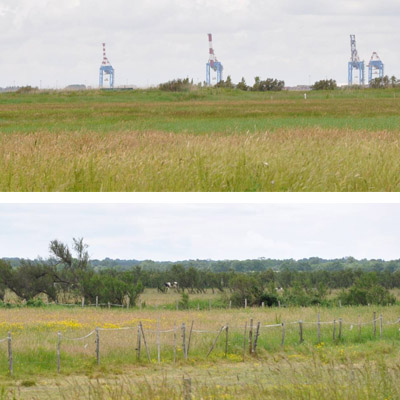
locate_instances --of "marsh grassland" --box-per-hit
[1,89,400,191]
[1,301,400,399]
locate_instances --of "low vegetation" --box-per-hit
[1,88,400,191]
[1,240,399,310]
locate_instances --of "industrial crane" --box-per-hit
[99,43,115,89]
[206,34,223,86]
[348,35,365,86]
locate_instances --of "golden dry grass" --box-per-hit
[1,128,400,191]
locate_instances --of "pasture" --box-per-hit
[1,88,400,191]
[1,295,400,399]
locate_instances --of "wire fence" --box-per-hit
[2,312,400,375]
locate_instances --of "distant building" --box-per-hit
[285,85,312,91]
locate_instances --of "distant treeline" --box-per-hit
[158,76,285,92]
[5,256,400,273]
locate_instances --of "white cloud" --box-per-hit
[0,0,398,88]
[0,204,400,261]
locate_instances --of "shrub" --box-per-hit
[312,79,337,90]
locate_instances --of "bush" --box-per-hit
[338,274,396,306]
[26,298,46,307]
[159,78,193,92]
[312,79,337,90]
[252,77,285,92]
[16,86,38,94]
[179,293,189,309]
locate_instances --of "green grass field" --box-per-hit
[1,296,400,399]
[1,88,400,191]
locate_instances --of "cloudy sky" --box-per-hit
[1,203,399,261]
[0,0,399,88]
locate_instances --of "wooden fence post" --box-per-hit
[229,300,232,309]
[182,323,187,360]
[96,296,98,308]
[245,299,248,309]
[248,319,253,354]
[262,302,265,309]
[339,318,342,340]
[57,332,61,373]
[96,327,100,365]
[317,313,321,343]
[299,321,303,343]
[380,314,383,339]
[281,322,286,347]
[253,322,261,354]
[157,317,161,363]
[8,332,13,376]
[333,320,336,341]
[127,297,130,309]
[137,324,141,361]
[187,321,194,358]
[373,312,377,338]
[225,324,229,357]
[183,377,192,400]
[140,323,151,362]
[243,322,247,362]
[207,326,224,357]
[108,302,111,309]
[173,321,177,363]
[81,297,85,308]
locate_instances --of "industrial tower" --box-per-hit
[206,34,223,85]
[348,35,365,86]
[99,43,115,89]
[368,52,384,83]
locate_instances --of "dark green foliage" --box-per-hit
[216,76,234,89]
[236,77,248,91]
[158,78,193,92]
[369,76,399,89]
[0,259,57,301]
[312,79,337,90]
[252,77,285,92]
[338,274,396,306]
[229,275,279,307]
[179,292,190,309]
[26,298,46,307]
[82,272,143,306]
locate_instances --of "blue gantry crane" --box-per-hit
[368,52,384,83]
[348,35,365,86]
[99,43,115,89]
[206,34,223,85]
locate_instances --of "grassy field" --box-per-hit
[1,300,400,399]
[1,88,400,191]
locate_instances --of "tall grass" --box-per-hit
[1,89,400,191]
[1,129,400,191]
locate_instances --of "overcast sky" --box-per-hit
[0,0,399,88]
[1,203,399,261]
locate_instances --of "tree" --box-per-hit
[252,77,285,92]
[49,238,90,296]
[311,79,337,90]
[0,259,56,301]
[236,77,248,91]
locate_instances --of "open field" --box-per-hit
[1,304,400,399]
[1,88,400,191]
